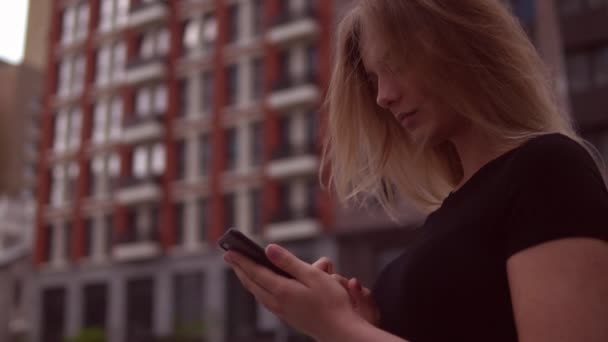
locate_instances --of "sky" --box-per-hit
[0,1,29,64]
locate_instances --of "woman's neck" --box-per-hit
[449,127,514,191]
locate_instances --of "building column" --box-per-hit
[108,276,125,342]
[154,269,172,337]
[205,260,227,342]
[66,279,82,338]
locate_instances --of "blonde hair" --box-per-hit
[320,0,605,218]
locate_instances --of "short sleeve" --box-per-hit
[502,135,608,258]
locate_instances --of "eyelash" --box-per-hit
[366,73,378,90]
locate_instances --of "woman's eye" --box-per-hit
[366,73,378,89]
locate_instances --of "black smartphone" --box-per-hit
[218,228,293,279]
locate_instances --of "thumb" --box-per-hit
[266,244,314,284]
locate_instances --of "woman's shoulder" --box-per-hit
[507,133,602,182]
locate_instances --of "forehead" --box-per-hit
[358,25,390,69]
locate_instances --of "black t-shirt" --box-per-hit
[372,133,608,342]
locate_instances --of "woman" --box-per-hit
[223,1,608,341]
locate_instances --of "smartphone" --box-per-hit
[218,228,293,279]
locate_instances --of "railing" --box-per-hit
[123,110,165,128]
[126,56,167,70]
[270,204,316,224]
[129,0,168,13]
[115,175,163,189]
[271,6,316,27]
[272,70,317,92]
[271,141,316,161]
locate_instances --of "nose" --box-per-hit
[376,75,401,111]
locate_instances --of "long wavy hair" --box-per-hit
[320,0,605,217]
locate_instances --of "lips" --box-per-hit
[397,110,418,125]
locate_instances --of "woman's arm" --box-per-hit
[318,318,410,342]
[507,237,608,342]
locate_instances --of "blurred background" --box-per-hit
[0,0,606,341]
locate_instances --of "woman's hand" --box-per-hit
[312,257,380,326]
[224,244,366,341]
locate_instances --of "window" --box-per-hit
[177,140,187,179]
[112,42,127,83]
[99,0,114,31]
[567,52,590,92]
[178,79,189,117]
[227,3,240,44]
[61,7,76,44]
[41,287,66,342]
[90,156,105,197]
[250,188,262,234]
[223,193,236,229]
[557,0,582,16]
[135,83,167,116]
[199,135,211,176]
[251,121,264,166]
[92,102,108,144]
[126,278,154,341]
[593,46,608,86]
[252,0,264,36]
[76,3,90,41]
[105,215,113,254]
[201,71,214,113]
[564,45,608,92]
[306,44,318,77]
[151,142,166,174]
[138,27,170,60]
[65,222,73,260]
[225,64,239,106]
[83,218,94,258]
[202,13,218,53]
[174,203,185,245]
[99,0,129,32]
[50,165,66,206]
[198,198,209,242]
[66,163,80,203]
[173,273,204,339]
[183,18,200,52]
[132,143,166,179]
[109,97,123,140]
[251,56,264,100]
[53,111,69,153]
[68,108,83,150]
[96,46,111,86]
[108,153,121,180]
[93,97,123,144]
[83,284,107,332]
[90,153,121,197]
[224,128,238,171]
[133,146,148,178]
[57,54,86,97]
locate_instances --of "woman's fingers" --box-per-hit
[312,257,334,274]
[231,263,281,314]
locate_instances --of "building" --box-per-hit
[33,1,341,341]
[31,1,608,342]
[0,1,52,341]
[557,0,608,158]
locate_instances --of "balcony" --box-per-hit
[127,0,168,28]
[268,71,320,110]
[113,223,160,262]
[268,143,318,179]
[121,112,165,144]
[265,205,320,241]
[125,56,167,85]
[115,176,162,205]
[267,7,319,44]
